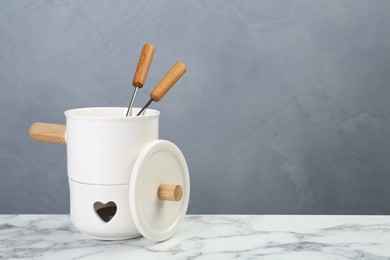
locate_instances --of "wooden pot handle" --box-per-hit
[158,184,183,201]
[29,122,66,144]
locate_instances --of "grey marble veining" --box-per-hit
[1,215,389,259]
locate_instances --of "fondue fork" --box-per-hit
[126,44,155,117]
[137,62,186,116]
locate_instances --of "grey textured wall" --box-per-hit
[1,0,390,214]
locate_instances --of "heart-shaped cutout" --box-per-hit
[93,201,117,223]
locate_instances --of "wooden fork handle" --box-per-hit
[132,43,155,88]
[150,62,186,102]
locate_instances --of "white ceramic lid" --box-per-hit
[129,140,190,241]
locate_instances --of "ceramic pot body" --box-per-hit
[64,107,159,240]
[65,107,159,185]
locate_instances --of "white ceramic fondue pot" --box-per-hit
[29,107,190,241]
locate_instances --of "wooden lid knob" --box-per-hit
[158,184,183,201]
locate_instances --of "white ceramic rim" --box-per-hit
[64,107,160,120]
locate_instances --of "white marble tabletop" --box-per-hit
[0,215,389,259]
